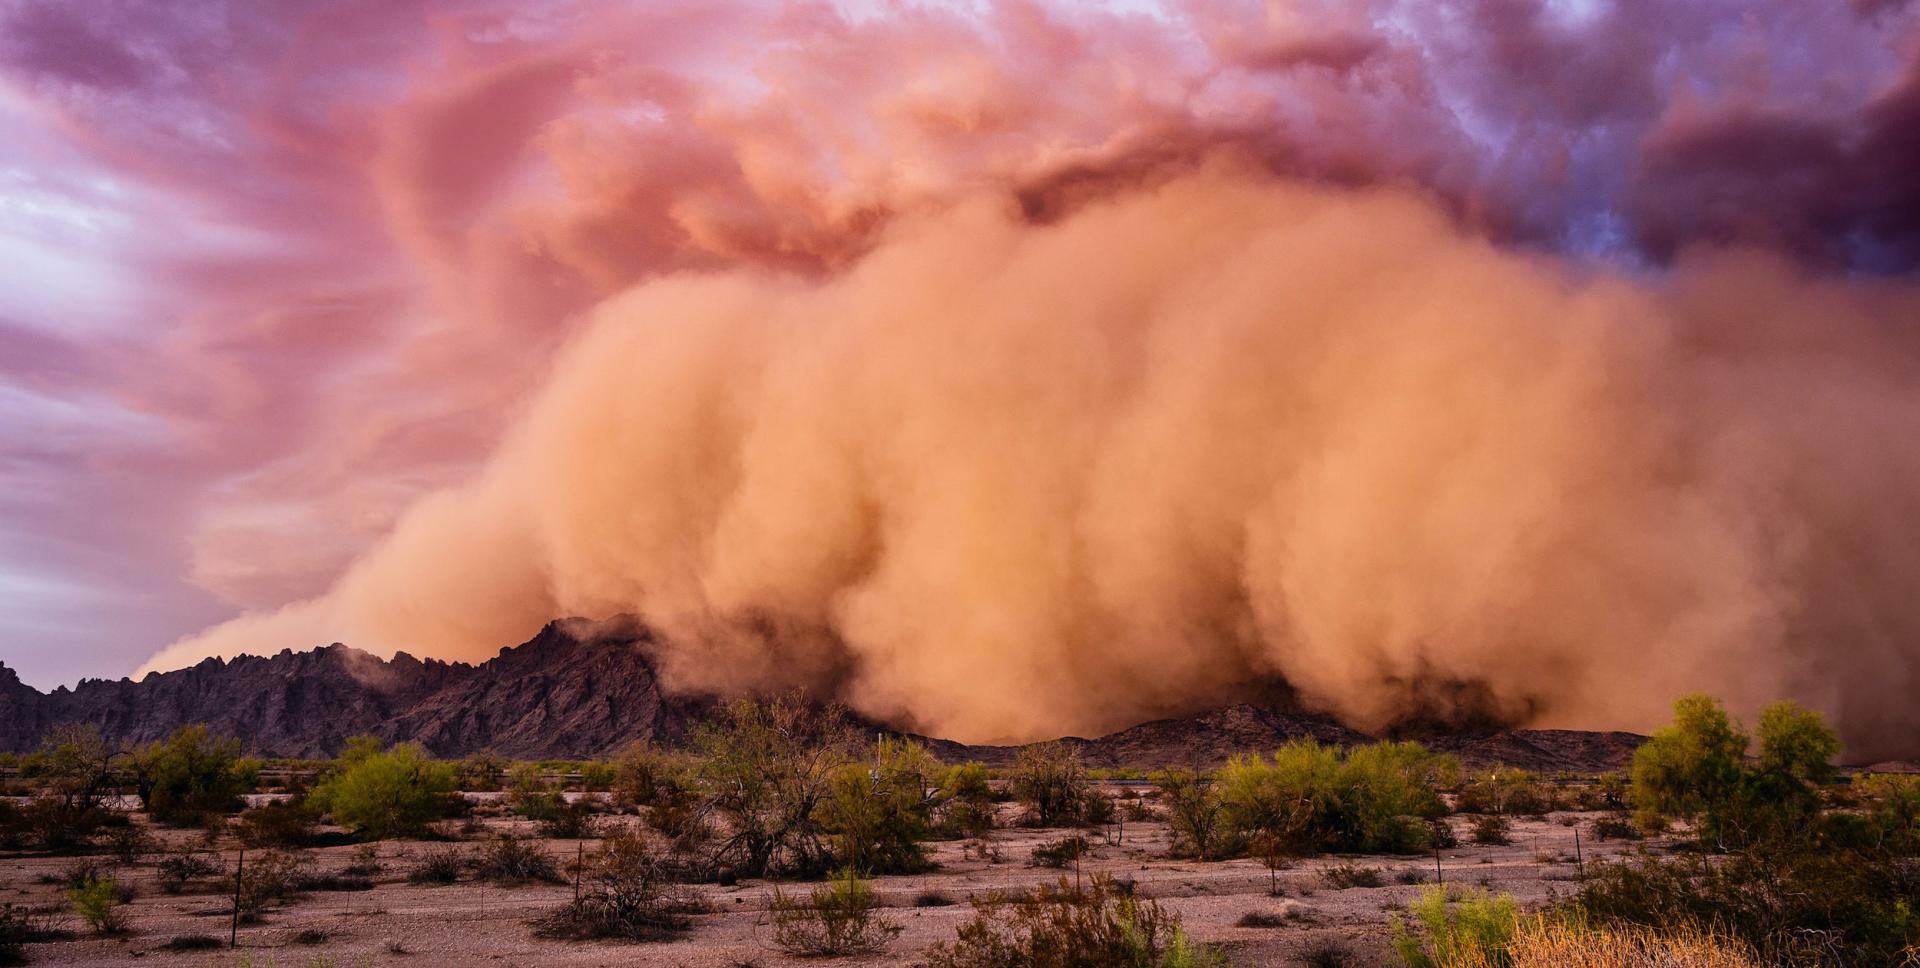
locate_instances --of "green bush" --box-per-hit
[1217,740,1454,857]
[134,726,258,826]
[936,763,996,838]
[1575,839,1920,967]
[67,877,127,934]
[1391,886,1519,968]
[818,738,941,875]
[309,742,457,839]
[924,875,1225,968]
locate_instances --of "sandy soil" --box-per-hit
[2,805,1656,967]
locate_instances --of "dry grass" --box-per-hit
[1446,917,1765,968]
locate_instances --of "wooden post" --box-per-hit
[1574,828,1585,882]
[1434,845,1443,886]
[574,840,585,904]
[229,847,244,948]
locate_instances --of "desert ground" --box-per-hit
[2,791,1650,967]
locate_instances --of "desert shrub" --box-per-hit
[508,762,560,820]
[1156,769,1230,860]
[1631,696,1838,850]
[537,827,706,940]
[1391,886,1519,968]
[133,726,258,826]
[819,737,941,875]
[0,800,23,851]
[104,823,154,864]
[1574,839,1920,967]
[924,875,1225,968]
[1234,910,1292,928]
[1218,740,1455,857]
[161,933,223,951]
[455,750,505,791]
[1298,940,1354,967]
[534,798,601,839]
[579,761,617,791]
[309,742,457,839]
[1455,769,1555,818]
[1589,816,1641,842]
[1031,835,1090,869]
[342,845,383,877]
[0,904,26,966]
[1429,817,1460,849]
[936,763,997,838]
[1322,863,1384,889]
[226,849,307,920]
[1859,774,1920,853]
[1009,743,1098,828]
[407,846,464,884]
[916,890,958,907]
[610,744,691,809]
[19,725,123,851]
[693,695,858,878]
[67,877,127,934]
[156,849,224,894]
[771,868,901,956]
[1471,816,1512,846]
[231,801,318,848]
[472,834,561,884]
[54,857,111,891]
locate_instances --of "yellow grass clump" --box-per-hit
[1442,916,1763,968]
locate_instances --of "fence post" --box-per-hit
[1574,827,1586,881]
[229,847,245,948]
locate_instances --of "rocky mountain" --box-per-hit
[0,618,704,759]
[0,620,1646,771]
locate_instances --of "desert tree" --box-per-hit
[692,694,859,878]
[132,726,258,826]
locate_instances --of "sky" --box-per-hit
[1,0,1919,749]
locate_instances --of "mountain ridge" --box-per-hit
[0,620,1647,773]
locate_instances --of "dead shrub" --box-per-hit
[406,846,464,884]
[1321,863,1383,889]
[225,849,307,921]
[1471,815,1513,846]
[1030,835,1090,869]
[156,850,223,894]
[536,829,706,941]
[471,835,561,885]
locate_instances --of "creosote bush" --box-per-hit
[771,868,901,957]
[924,875,1225,968]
